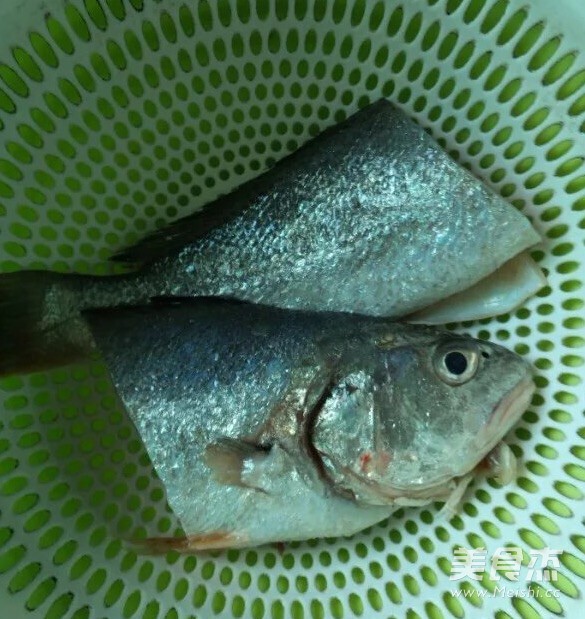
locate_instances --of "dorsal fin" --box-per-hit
[110,99,393,266]
[109,183,262,265]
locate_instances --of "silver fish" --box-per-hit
[96,99,541,320]
[0,100,544,377]
[79,299,533,550]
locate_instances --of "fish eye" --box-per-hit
[433,343,479,386]
[444,351,467,375]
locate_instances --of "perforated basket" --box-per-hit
[1,1,584,618]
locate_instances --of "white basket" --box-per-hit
[1,1,584,618]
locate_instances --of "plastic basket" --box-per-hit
[1,1,584,618]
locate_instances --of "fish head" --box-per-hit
[311,331,534,506]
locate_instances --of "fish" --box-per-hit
[74,298,534,550]
[0,100,544,377]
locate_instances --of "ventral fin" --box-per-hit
[136,530,249,553]
[203,437,272,492]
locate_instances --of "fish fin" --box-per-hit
[136,531,249,553]
[110,189,259,265]
[203,438,272,492]
[148,295,248,307]
[110,101,394,266]
[437,474,474,519]
[81,296,250,315]
[0,271,90,377]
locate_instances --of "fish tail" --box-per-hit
[0,271,92,377]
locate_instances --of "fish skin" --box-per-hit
[83,298,533,548]
[72,99,540,318]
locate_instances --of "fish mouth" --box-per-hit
[475,375,535,458]
[393,375,535,502]
[463,376,534,484]
[442,375,534,488]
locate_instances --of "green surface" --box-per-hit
[0,0,584,617]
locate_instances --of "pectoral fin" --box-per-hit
[203,438,272,493]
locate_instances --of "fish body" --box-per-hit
[0,100,544,346]
[0,100,543,378]
[82,299,533,549]
[75,99,540,318]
